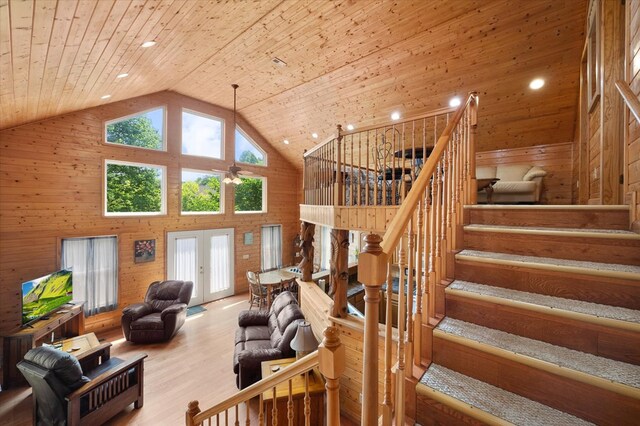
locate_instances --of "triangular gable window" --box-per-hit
[235,127,266,166]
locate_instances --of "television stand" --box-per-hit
[2,303,85,389]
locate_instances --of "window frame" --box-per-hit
[180,168,225,216]
[181,108,225,160]
[235,126,267,167]
[261,224,283,271]
[104,106,167,151]
[104,159,167,217]
[234,175,267,214]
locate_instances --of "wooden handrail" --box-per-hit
[380,92,477,254]
[615,80,640,123]
[304,133,338,157]
[189,351,319,424]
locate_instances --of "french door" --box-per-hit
[167,228,234,306]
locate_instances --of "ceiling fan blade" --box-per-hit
[238,170,255,176]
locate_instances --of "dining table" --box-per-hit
[258,269,299,308]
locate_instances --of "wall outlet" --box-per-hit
[242,254,249,260]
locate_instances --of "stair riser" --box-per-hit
[415,393,489,426]
[466,207,630,229]
[455,259,640,310]
[445,294,640,365]
[433,337,640,425]
[463,230,640,266]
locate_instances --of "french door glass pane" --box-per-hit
[209,234,230,294]
[176,237,198,298]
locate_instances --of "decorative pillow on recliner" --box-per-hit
[523,167,547,181]
[24,346,90,391]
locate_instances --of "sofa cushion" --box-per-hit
[245,326,271,342]
[523,166,548,181]
[495,164,532,181]
[493,181,537,194]
[130,312,164,330]
[476,166,496,179]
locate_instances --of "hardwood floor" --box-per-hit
[0,293,358,425]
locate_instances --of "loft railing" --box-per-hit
[185,327,344,426]
[303,107,456,207]
[357,92,478,425]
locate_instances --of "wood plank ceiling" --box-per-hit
[0,0,587,171]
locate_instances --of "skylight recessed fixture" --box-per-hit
[311,133,318,139]
[283,139,290,145]
[141,41,156,48]
[449,97,461,108]
[116,73,129,79]
[529,78,545,90]
[346,124,355,131]
[391,111,401,121]
[101,95,111,100]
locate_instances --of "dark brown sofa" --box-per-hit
[121,280,193,344]
[233,291,305,389]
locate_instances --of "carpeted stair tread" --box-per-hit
[457,250,640,276]
[448,280,640,324]
[419,364,594,425]
[436,317,640,389]
[464,224,640,237]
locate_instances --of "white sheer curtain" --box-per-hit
[261,225,282,271]
[61,236,118,316]
[210,234,230,293]
[176,237,197,299]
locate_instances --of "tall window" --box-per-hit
[261,225,282,271]
[61,236,118,316]
[105,160,166,216]
[235,176,266,213]
[181,169,223,214]
[235,127,266,165]
[182,109,223,159]
[105,107,165,151]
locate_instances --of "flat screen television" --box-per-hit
[21,269,73,326]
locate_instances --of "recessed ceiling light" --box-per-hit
[529,78,545,90]
[391,111,401,121]
[449,97,461,108]
[272,57,287,67]
[311,133,318,139]
[283,139,289,145]
[141,41,156,48]
[116,73,129,79]
[101,95,111,100]
[346,124,355,131]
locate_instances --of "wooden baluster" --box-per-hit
[358,132,362,206]
[216,413,219,426]
[287,379,294,426]
[469,94,478,204]
[357,233,386,425]
[432,161,442,318]
[391,125,397,205]
[365,131,370,205]
[318,325,345,426]
[304,372,311,426]
[272,386,278,426]
[258,394,264,426]
[225,408,229,426]
[395,238,406,426]
[186,400,201,426]
[381,258,393,426]
[245,401,250,426]
[405,218,415,377]
[374,128,379,206]
[235,404,240,426]
[350,133,354,205]
[400,123,406,201]
[414,197,424,366]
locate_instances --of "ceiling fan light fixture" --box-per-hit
[232,176,242,185]
[223,176,233,184]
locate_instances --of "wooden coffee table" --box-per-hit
[260,358,325,426]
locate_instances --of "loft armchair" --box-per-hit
[121,280,193,344]
[17,345,146,426]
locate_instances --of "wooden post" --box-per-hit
[318,326,345,426]
[186,400,201,426]
[298,221,315,281]
[357,233,387,426]
[469,94,478,204]
[329,229,349,318]
[335,125,344,207]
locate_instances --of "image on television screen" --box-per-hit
[22,269,73,325]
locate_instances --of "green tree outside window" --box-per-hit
[182,175,221,213]
[235,177,264,212]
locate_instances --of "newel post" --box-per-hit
[186,400,201,426]
[298,221,316,281]
[318,325,345,426]
[357,233,387,426]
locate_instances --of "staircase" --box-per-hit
[416,205,640,425]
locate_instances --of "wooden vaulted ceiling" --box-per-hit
[0,0,586,171]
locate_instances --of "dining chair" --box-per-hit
[247,271,268,310]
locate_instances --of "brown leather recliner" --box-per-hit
[233,291,305,389]
[121,280,193,343]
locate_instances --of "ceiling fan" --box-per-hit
[222,84,254,185]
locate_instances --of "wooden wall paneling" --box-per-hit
[476,142,574,204]
[0,91,301,336]
[626,0,640,227]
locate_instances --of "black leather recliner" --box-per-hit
[121,280,193,343]
[233,291,305,389]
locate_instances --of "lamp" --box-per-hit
[290,321,318,359]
